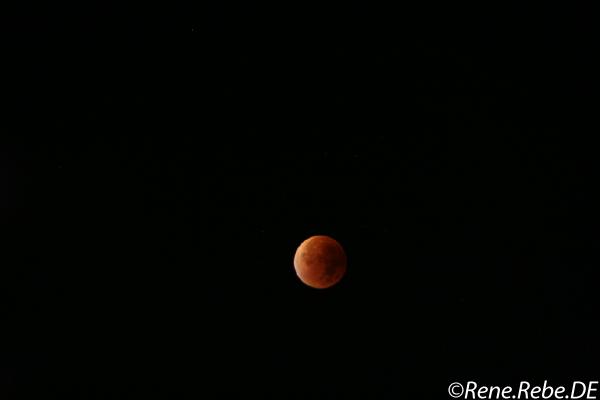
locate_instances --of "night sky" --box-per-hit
[2,2,598,399]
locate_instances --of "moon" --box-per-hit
[293,235,347,289]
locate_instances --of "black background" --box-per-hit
[2,2,598,399]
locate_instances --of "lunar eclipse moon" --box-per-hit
[294,235,347,289]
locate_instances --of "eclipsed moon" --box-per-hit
[293,235,347,289]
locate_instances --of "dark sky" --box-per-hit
[2,2,598,399]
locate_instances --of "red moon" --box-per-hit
[294,235,347,289]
